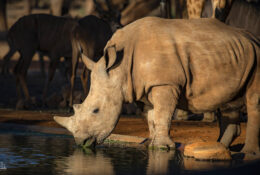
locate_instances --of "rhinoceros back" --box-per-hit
[106,17,259,112]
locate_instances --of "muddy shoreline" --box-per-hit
[0,108,246,151]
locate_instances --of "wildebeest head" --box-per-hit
[93,0,122,32]
[54,46,124,148]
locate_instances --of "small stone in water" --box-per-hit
[184,141,231,160]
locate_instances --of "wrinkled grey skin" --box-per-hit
[54,18,260,157]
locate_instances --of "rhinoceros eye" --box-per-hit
[93,108,99,114]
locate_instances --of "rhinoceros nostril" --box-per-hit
[93,108,99,113]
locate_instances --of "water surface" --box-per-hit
[0,132,259,175]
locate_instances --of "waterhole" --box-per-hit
[0,131,259,175]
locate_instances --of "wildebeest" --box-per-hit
[1,13,117,108]
[70,15,114,106]
[54,17,260,158]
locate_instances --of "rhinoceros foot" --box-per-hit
[241,146,260,160]
[149,137,175,150]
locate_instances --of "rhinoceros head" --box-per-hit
[54,46,124,147]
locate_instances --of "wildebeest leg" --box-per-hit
[14,49,34,103]
[217,110,241,147]
[64,57,72,80]
[18,53,34,102]
[42,57,59,104]
[242,88,260,155]
[0,0,7,32]
[80,66,90,96]
[13,58,23,100]
[148,85,179,149]
[38,52,45,77]
[1,46,16,75]
[58,57,71,82]
[69,54,79,107]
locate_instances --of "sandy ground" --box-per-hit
[0,1,246,151]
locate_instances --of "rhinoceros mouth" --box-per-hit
[82,137,97,148]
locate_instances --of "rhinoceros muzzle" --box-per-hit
[75,136,97,148]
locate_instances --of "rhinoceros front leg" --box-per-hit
[217,110,241,147]
[148,85,179,150]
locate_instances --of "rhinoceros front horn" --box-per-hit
[53,116,73,132]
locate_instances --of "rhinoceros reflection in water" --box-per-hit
[55,149,115,175]
[54,148,240,175]
[55,148,178,175]
[147,150,178,175]
[54,17,260,157]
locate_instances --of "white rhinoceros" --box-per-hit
[54,17,260,156]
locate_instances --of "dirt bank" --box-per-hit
[0,109,246,150]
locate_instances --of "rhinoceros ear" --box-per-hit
[105,45,123,71]
[82,54,95,71]
[53,116,74,132]
[105,46,117,70]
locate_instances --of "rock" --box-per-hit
[107,134,147,144]
[184,141,231,160]
[184,142,202,157]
